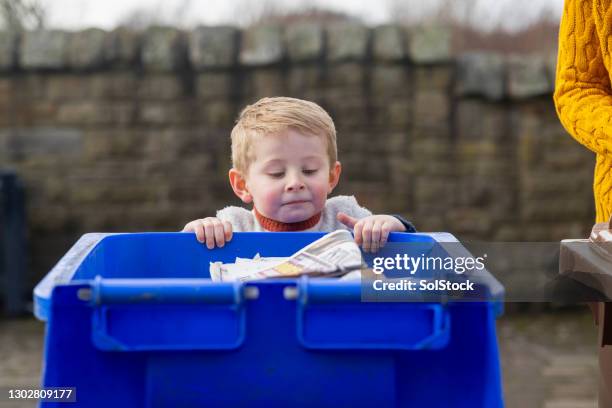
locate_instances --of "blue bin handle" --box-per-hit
[87,276,244,305]
[293,278,451,350]
[87,277,247,351]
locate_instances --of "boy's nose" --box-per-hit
[287,184,305,192]
[286,182,305,192]
[286,175,305,192]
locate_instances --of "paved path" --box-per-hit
[499,308,599,408]
[0,308,602,407]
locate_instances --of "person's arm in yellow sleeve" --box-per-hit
[553,0,612,159]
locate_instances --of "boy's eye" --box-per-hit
[303,169,318,175]
[268,172,285,178]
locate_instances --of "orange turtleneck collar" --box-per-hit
[254,207,322,232]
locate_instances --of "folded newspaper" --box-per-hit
[209,230,364,282]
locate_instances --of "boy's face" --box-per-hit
[231,129,341,223]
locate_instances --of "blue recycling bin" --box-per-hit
[34,231,505,407]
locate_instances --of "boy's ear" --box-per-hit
[229,168,253,203]
[328,161,342,193]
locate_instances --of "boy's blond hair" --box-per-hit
[230,97,337,174]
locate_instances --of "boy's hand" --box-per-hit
[337,213,406,253]
[182,217,233,249]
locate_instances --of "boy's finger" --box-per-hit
[195,224,205,243]
[181,222,193,232]
[353,221,364,246]
[337,212,358,228]
[203,220,215,249]
[223,221,233,241]
[361,221,373,252]
[370,220,383,252]
[212,220,225,248]
[380,222,392,247]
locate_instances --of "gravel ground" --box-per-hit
[0,307,602,408]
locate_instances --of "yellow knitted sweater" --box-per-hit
[554,0,612,222]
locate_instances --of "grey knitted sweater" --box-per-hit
[216,195,372,232]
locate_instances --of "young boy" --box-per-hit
[182,97,415,253]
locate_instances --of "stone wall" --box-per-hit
[0,24,595,286]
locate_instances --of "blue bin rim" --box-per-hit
[33,231,505,321]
